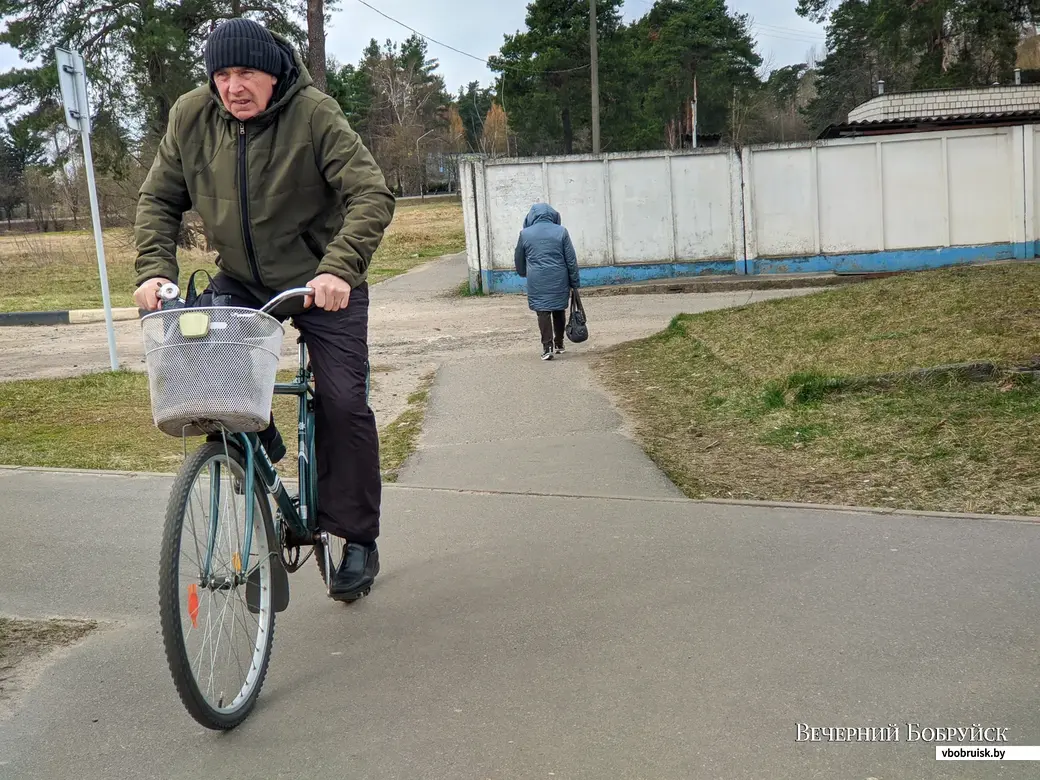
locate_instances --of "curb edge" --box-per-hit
[0,308,140,327]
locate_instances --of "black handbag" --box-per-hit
[173,269,232,309]
[565,288,588,343]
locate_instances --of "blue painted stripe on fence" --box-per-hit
[483,260,737,294]
[750,242,1026,275]
[481,243,1035,293]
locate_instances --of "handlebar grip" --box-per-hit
[259,287,316,314]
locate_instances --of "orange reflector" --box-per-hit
[232,552,242,573]
[187,583,199,629]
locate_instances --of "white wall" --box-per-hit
[1030,125,1040,252]
[460,125,1035,289]
[743,128,1021,260]
[463,149,742,279]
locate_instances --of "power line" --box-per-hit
[351,0,822,81]
[352,0,590,75]
[753,28,827,46]
[754,22,827,39]
[752,24,827,44]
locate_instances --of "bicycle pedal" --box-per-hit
[331,587,370,604]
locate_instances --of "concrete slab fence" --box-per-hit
[459,125,1040,293]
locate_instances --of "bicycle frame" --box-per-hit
[158,283,370,581]
[229,336,316,572]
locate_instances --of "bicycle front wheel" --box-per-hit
[158,440,277,730]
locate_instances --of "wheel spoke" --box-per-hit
[228,593,249,695]
[208,587,234,699]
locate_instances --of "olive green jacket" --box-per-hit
[134,35,395,296]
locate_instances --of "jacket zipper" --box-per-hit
[238,122,263,287]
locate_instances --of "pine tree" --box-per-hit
[0,0,306,139]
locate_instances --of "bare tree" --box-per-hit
[481,103,510,158]
[56,160,88,229]
[361,38,450,194]
[23,168,59,233]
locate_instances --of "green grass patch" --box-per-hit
[0,368,437,480]
[0,201,464,312]
[452,280,486,297]
[596,262,1040,515]
[379,372,435,483]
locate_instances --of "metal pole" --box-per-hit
[691,74,698,149]
[56,48,118,371]
[416,136,423,201]
[415,135,423,201]
[590,0,601,154]
[81,128,118,371]
[416,128,436,200]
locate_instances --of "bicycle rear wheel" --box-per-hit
[158,440,277,730]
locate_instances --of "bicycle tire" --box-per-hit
[158,440,277,730]
[314,533,343,588]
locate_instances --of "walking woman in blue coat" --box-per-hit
[514,203,581,360]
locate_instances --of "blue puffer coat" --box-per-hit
[513,203,580,312]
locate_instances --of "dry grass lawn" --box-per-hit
[597,262,1040,516]
[0,201,464,312]
[0,617,98,705]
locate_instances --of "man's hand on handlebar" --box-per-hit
[305,273,351,312]
[135,277,174,312]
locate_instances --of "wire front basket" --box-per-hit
[141,306,285,438]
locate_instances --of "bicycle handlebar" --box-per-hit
[259,287,315,314]
[156,283,314,314]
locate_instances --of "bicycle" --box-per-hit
[141,283,364,730]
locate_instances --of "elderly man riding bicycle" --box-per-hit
[133,17,395,602]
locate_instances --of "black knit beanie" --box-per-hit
[204,18,287,80]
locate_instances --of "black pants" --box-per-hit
[537,310,566,351]
[204,273,381,543]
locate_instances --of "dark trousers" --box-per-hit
[537,310,566,350]
[204,273,381,543]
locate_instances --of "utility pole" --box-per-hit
[590,0,601,154]
[691,74,698,148]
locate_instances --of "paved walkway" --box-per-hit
[2,256,1039,779]
[398,354,682,499]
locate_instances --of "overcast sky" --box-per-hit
[0,0,828,94]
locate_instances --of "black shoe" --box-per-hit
[554,344,565,354]
[330,542,379,602]
[541,348,554,361]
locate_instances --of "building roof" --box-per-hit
[818,110,1040,139]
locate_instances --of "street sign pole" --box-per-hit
[55,47,118,372]
[79,122,118,371]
